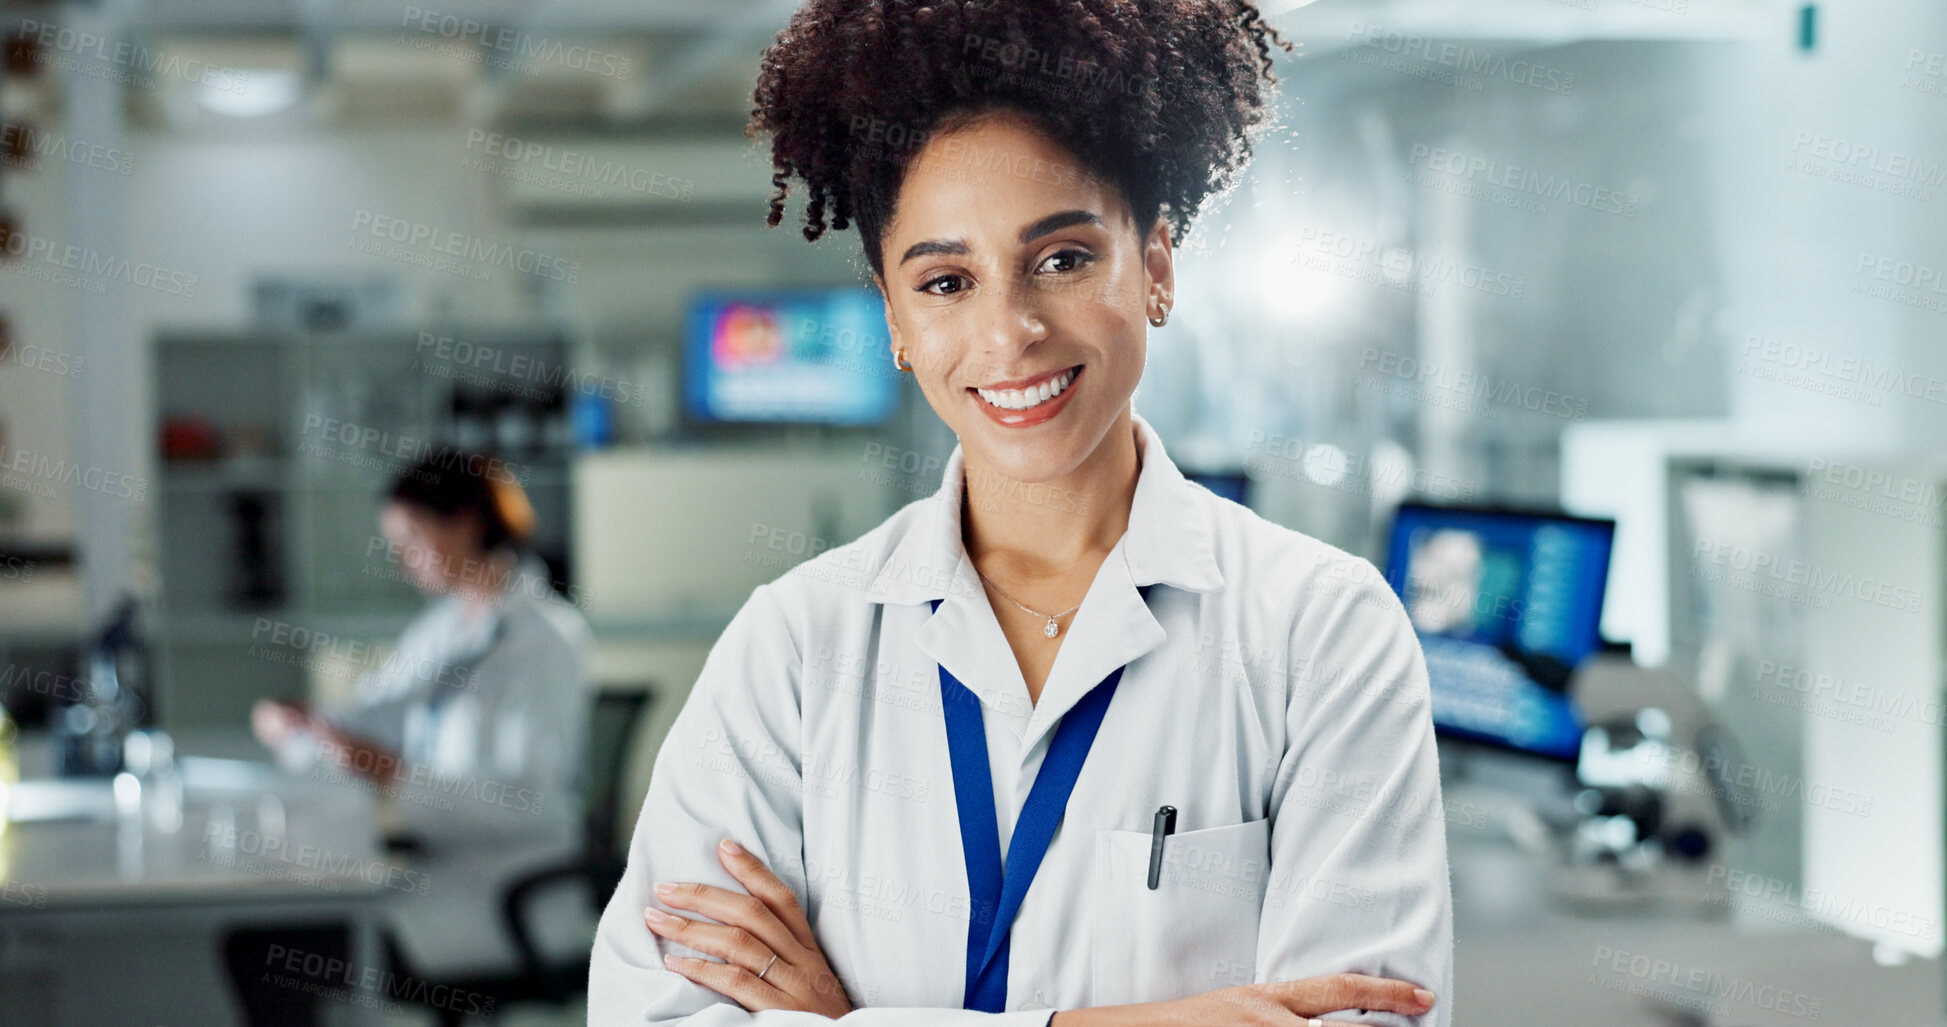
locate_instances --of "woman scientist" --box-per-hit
[590,2,1453,1025]
[246,450,594,987]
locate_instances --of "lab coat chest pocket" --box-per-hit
[1090,817,1270,1006]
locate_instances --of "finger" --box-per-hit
[655,880,800,961]
[661,953,793,1011]
[718,838,819,950]
[646,888,798,978]
[644,906,780,979]
[1267,974,1436,1018]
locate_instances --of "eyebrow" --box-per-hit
[1019,209,1103,244]
[898,238,968,266]
[896,209,1105,267]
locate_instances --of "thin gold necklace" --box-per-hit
[977,570,1081,639]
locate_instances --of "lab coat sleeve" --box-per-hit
[321,680,421,757]
[1254,566,1455,1027]
[318,613,455,757]
[384,637,592,847]
[264,661,432,779]
[587,583,1054,1027]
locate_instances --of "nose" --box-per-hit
[972,271,1049,371]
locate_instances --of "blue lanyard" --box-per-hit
[928,596,1128,1013]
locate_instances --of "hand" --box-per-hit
[1052,973,1436,1026]
[646,837,854,1017]
[251,699,309,749]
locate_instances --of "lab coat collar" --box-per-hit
[864,410,1224,605]
[866,410,1225,751]
[428,551,551,649]
[504,551,556,601]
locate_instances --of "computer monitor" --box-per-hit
[683,288,900,426]
[1382,502,1617,761]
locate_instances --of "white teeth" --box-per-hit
[976,368,1075,411]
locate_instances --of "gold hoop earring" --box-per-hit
[892,347,913,372]
[1148,307,1169,328]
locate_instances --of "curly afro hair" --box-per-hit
[746,0,1293,280]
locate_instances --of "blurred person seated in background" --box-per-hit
[230,449,595,1023]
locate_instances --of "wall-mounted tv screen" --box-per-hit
[683,289,900,426]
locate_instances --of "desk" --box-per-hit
[0,743,393,1027]
[1448,815,1943,1025]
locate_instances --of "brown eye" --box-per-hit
[919,274,967,296]
[1036,249,1094,275]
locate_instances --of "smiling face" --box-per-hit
[873,108,1174,485]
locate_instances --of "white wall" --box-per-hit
[1699,2,1947,448]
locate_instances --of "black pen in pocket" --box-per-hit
[1146,805,1177,890]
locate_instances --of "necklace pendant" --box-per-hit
[1044,618,1060,639]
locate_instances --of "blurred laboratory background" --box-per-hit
[2,0,1946,1023]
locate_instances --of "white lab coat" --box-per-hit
[589,412,1454,1026]
[275,553,596,975]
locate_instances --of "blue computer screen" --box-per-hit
[684,289,900,425]
[1383,504,1615,760]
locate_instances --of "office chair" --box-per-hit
[395,687,654,1025]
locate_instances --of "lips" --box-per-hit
[968,364,1083,427]
[971,365,1079,411]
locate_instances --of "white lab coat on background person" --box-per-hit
[588,411,1454,1026]
[272,553,597,976]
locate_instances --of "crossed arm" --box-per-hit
[587,579,1452,1026]
[640,836,1437,1026]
